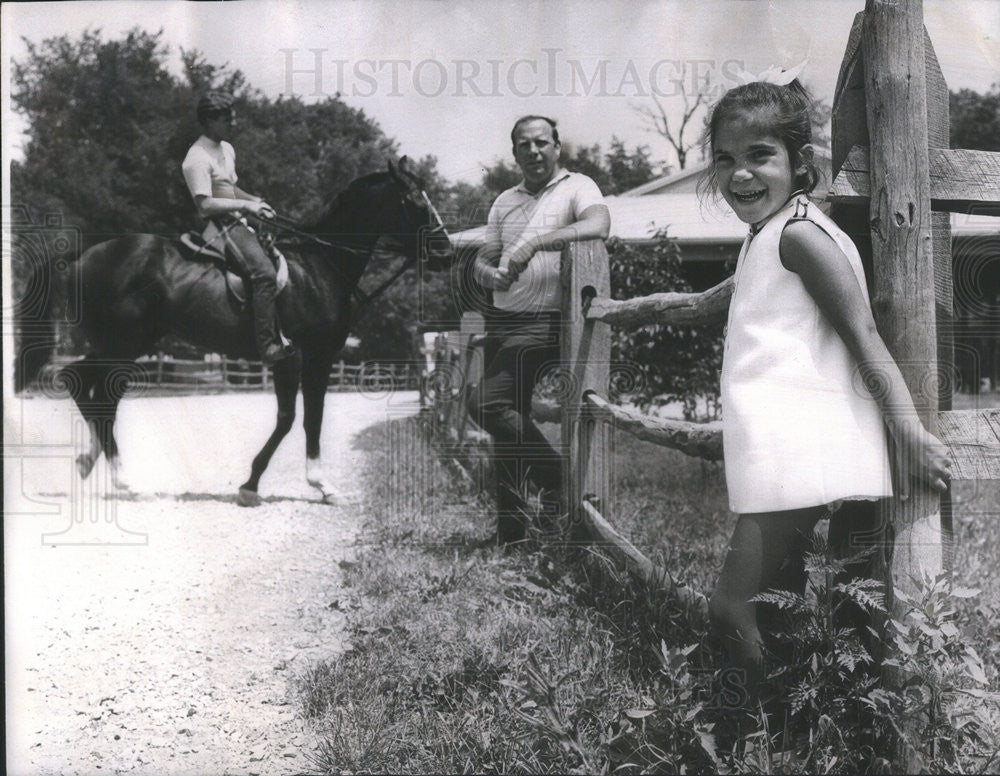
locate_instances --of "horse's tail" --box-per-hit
[15,252,58,393]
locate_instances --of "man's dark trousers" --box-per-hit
[468,310,563,544]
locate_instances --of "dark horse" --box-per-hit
[17,157,453,505]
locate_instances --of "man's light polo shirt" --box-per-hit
[181,135,239,201]
[487,170,605,313]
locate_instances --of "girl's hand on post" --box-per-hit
[892,422,953,499]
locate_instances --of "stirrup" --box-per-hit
[261,341,295,366]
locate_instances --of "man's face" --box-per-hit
[512,119,560,192]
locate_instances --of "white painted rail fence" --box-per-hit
[35,354,420,393]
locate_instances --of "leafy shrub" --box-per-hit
[607,230,726,419]
[743,539,1000,774]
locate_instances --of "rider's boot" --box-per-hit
[252,277,295,366]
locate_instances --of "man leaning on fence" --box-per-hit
[467,115,611,546]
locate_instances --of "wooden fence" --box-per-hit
[40,354,420,393]
[428,6,999,767]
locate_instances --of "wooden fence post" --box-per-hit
[863,1,940,769]
[863,0,946,591]
[457,312,486,443]
[560,240,613,533]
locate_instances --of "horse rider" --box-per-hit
[181,91,294,366]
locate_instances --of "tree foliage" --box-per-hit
[950,83,1000,152]
[447,138,660,231]
[10,28,447,359]
[607,231,725,419]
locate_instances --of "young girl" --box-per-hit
[704,80,953,702]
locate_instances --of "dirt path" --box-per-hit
[5,390,420,775]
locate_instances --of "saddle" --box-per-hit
[179,221,289,307]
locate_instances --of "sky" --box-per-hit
[3,0,999,185]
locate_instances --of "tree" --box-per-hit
[603,137,657,194]
[950,83,1000,152]
[634,85,710,171]
[12,29,191,238]
[11,27,450,361]
[561,142,612,192]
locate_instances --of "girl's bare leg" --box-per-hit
[710,506,824,703]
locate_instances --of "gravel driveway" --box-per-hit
[6,389,421,775]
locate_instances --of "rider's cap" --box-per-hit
[197,91,235,124]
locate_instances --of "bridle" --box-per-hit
[350,187,451,315]
[258,178,452,320]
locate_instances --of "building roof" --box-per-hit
[448,148,999,249]
[617,163,708,197]
[448,192,748,248]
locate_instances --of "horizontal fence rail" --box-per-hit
[427,237,1000,634]
[580,500,709,623]
[583,392,724,461]
[585,276,733,327]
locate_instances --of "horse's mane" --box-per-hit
[297,170,392,233]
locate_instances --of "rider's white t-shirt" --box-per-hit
[181,136,239,201]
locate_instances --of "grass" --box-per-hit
[297,393,1000,774]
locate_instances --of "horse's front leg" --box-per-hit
[237,355,301,507]
[301,344,339,504]
[63,356,130,490]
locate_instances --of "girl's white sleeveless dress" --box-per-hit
[720,195,893,514]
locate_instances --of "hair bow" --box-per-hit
[731,58,808,86]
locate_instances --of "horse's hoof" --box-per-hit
[76,454,96,479]
[309,481,339,505]
[108,460,132,491]
[237,487,261,507]
[306,459,339,504]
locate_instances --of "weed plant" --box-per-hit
[298,397,1000,774]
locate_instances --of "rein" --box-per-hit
[259,176,451,328]
[257,213,426,322]
[259,213,368,255]
[351,254,419,321]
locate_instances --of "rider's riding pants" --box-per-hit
[221,222,280,359]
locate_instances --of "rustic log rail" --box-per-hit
[583,392,723,461]
[439,5,999,767]
[584,276,732,328]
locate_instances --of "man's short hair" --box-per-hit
[510,115,560,149]
[197,91,235,127]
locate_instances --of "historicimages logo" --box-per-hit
[5,205,146,545]
[279,49,745,100]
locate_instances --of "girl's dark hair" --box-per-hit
[701,79,820,197]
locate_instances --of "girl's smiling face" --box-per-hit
[712,115,802,226]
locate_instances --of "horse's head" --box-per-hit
[383,156,455,271]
